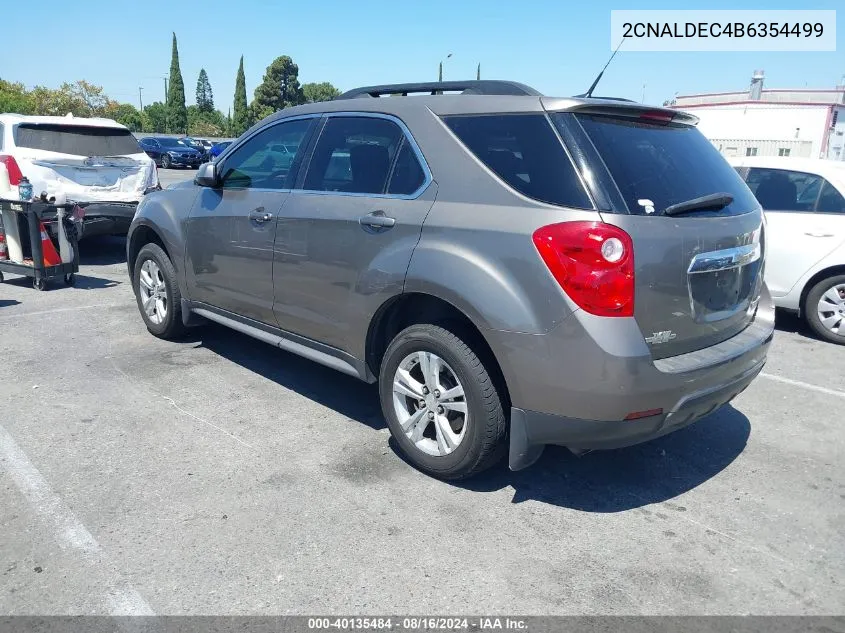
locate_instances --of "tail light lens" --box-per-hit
[533,221,635,317]
[0,155,23,186]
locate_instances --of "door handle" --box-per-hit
[358,211,395,229]
[804,231,834,238]
[249,207,273,224]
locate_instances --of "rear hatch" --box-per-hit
[552,107,764,359]
[12,122,157,203]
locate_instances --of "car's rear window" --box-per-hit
[567,113,759,216]
[14,124,141,156]
[443,114,591,209]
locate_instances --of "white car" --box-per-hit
[730,156,845,344]
[0,114,158,237]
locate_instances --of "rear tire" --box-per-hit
[804,274,845,345]
[133,243,184,340]
[379,324,507,480]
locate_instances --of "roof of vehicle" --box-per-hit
[727,156,845,184]
[0,113,128,129]
[254,81,697,128]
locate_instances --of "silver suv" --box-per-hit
[127,80,774,479]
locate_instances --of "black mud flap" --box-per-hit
[508,407,545,471]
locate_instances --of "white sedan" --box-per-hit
[730,156,845,344]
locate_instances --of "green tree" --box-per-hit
[167,32,187,133]
[65,80,109,115]
[302,82,340,103]
[108,103,143,131]
[0,79,34,114]
[196,68,214,113]
[142,102,167,133]
[232,56,249,137]
[29,85,80,116]
[252,55,303,115]
[187,105,226,136]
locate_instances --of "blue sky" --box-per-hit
[4,0,843,110]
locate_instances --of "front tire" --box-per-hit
[379,324,507,480]
[161,154,172,169]
[133,243,184,339]
[805,274,845,345]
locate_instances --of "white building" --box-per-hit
[669,71,845,161]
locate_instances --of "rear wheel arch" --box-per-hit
[366,292,511,411]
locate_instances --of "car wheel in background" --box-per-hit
[161,154,172,169]
[379,324,507,480]
[805,274,845,345]
[133,243,184,340]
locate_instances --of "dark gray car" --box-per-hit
[126,80,774,479]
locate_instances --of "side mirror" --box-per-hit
[194,162,219,188]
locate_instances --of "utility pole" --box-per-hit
[477,63,481,81]
[163,77,169,102]
[139,87,144,112]
[642,83,646,103]
[439,53,452,82]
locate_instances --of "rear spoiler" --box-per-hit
[544,99,699,126]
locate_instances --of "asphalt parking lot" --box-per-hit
[1,169,843,615]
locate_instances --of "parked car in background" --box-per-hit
[0,114,158,238]
[730,156,845,344]
[209,141,232,159]
[182,137,211,161]
[127,80,773,480]
[138,137,203,169]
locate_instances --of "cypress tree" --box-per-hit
[232,56,249,136]
[167,33,187,133]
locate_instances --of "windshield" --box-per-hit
[159,138,188,148]
[14,124,141,156]
[564,113,759,216]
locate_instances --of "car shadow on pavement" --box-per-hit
[79,235,127,265]
[0,299,22,308]
[197,324,386,432]
[0,274,117,290]
[773,308,821,342]
[455,405,750,512]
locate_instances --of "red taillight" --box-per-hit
[0,155,23,186]
[532,221,635,317]
[639,110,674,123]
[624,408,663,421]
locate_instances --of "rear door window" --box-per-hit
[443,114,591,208]
[745,168,822,211]
[14,124,141,156]
[568,113,758,216]
[816,179,845,213]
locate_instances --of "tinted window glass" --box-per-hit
[745,168,822,212]
[817,180,845,213]
[569,114,758,216]
[220,118,313,190]
[14,124,141,156]
[158,137,188,149]
[304,117,403,194]
[444,114,590,208]
[387,140,426,195]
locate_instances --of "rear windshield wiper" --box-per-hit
[663,193,734,217]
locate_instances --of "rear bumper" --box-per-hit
[493,285,775,470]
[77,201,138,237]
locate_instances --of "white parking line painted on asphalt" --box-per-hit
[0,304,124,319]
[760,372,845,399]
[0,423,155,616]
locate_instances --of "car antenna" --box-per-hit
[579,37,626,99]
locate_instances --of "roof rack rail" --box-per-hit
[336,80,542,100]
